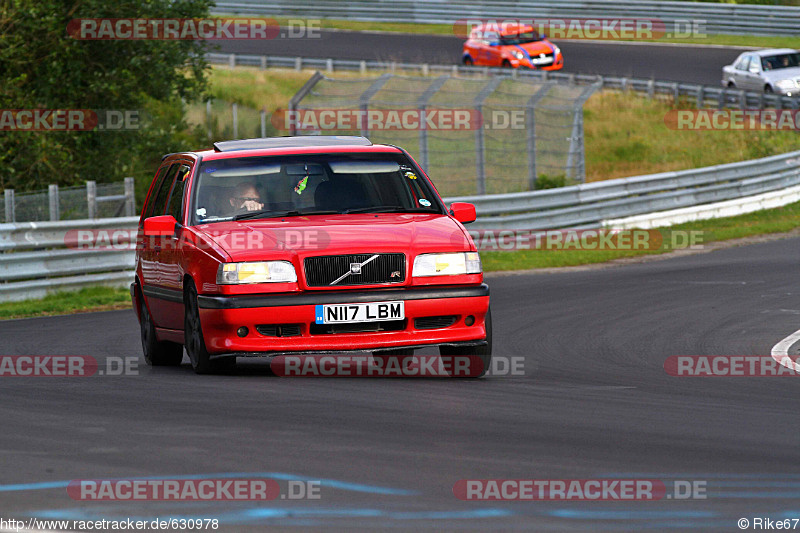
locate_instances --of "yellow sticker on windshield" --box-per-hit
[405,172,417,180]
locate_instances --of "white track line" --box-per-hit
[770,328,800,371]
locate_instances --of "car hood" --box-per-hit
[503,40,556,57]
[762,66,800,82]
[194,213,474,262]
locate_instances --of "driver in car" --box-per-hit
[227,182,264,214]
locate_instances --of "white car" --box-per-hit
[722,48,800,96]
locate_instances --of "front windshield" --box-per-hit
[191,152,442,225]
[500,31,542,45]
[761,53,800,71]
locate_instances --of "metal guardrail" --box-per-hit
[452,150,800,229]
[2,151,799,301]
[212,0,800,37]
[0,217,138,302]
[206,53,800,110]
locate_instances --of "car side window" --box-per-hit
[734,56,748,71]
[749,56,761,73]
[166,165,190,222]
[148,164,179,218]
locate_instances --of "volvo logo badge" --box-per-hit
[350,263,362,274]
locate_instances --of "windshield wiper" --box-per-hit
[233,209,338,221]
[342,205,433,214]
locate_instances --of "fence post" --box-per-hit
[232,103,238,138]
[206,100,212,140]
[416,76,449,173]
[473,77,502,195]
[48,184,60,221]
[87,180,97,219]
[124,177,136,216]
[288,71,325,136]
[358,74,392,138]
[525,83,554,190]
[4,189,15,223]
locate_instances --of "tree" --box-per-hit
[0,0,213,192]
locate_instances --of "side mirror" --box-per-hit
[450,202,477,224]
[143,215,178,237]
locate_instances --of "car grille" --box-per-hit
[304,253,405,287]
[414,315,458,330]
[256,324,302,337]
[309,319,407,335]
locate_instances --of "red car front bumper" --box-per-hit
[195,284,490,357]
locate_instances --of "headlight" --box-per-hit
[553,45,561,56]
[412,252,482,277]
[777,79,797,89]
[217,261,297,284]
[512,50,524,60]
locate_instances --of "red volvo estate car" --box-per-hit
[132,136,491,374]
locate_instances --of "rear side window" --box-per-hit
[147,164,178,218]
[143,166,169,221]
[166,165,190,222]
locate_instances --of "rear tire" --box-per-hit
[184,280,234,374]
[765,85,774,94]
[439,307,492,377]
[139,294,183,367]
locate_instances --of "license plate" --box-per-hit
[315,301,405,324]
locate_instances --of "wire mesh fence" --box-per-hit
[286,72,598,197]
[2,178,135,223]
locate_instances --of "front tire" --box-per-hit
[184,280,235,374]
[439,307,492,377]
[764,85,774,94]
[463,56,474,66]
[139,294,183,366]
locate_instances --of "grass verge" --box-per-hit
[0,287,131,321]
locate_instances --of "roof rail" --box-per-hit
[213,136,372,152]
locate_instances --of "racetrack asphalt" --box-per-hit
[212,29,752,85]
[1,235,799,531]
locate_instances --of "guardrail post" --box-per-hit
[326,58,334,72]
[718,88,727,109]
[672,83,680,104]
[697,87,704,108]
[4,189,15,223]
[228,54,235,69]
[360,60,367,74]
[647,80,655,99]
[260,56,267,70]
[295,57,302,71]
[260,109,267,137]
[124,177,135,216]
[48,184,59,221]
[87,181,97,219]
[232,103,238,138]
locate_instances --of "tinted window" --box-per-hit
[762,53,800,71]
[166,165,190,222]
[148,164,178,218]
[143,165,169,220]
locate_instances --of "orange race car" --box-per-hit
[462,22,563,70]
